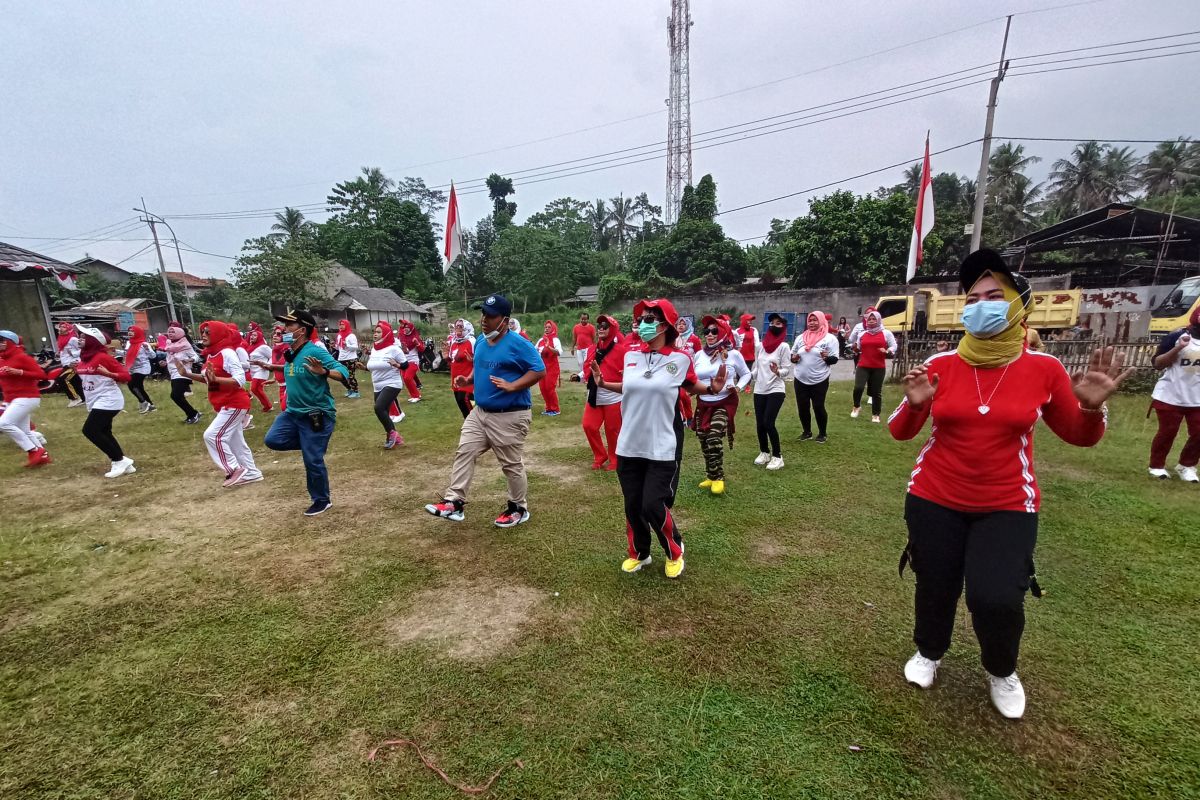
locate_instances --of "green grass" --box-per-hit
[1,377,1197,799]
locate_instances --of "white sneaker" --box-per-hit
[1174,464,1199,483]
[242,415,254,430]
[904,652,940,689]
[390,411,406,424]
[407,397,422,404]
[850,407,860,419]
[766,456,785,471]
[67,399,84,408]
[32,431,47,447]
[871,415,881,424]
[988,672,1026,719]
[104,457,135,478]
[1148,467,1171,480]
[138,401,150,414]
[753,451,770,466]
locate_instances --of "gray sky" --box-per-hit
[2,0,1198,280]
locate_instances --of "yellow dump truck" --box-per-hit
[1148,275,1200,337]
[875,287,1082,334]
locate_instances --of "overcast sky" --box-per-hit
[2,0,1198,280]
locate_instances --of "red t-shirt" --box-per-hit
[889,350,1106,513]
[449,339,474,393]
[572,323,597,350]
[857,330,891,369]
[0,350,47,400]
[205,350,251,411]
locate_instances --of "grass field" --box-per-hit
[1,375,1197,799]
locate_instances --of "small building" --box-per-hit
[0,241,87,351]
[564,285,599,306]
[72,256,134,284]
[162,270,230,299]
[52,298,171,338]
[311,286,436,333]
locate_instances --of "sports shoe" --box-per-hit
[384,430,403,449]
[754,451,771,466]
[138,401,150,414]
[104,457,135,478]
[222,467,248,488]
[710,480,725,495]
[32,431,47,447]
[698,479,713,488]
[798,431,813,441]
[988,672,1026,719]
[407,397,422,404]
[621,555,651,573]
[591,460,606,470]
[346,392,360,399]
[543,410,560,417]
[494,501,530,528]
[145,404,156,413]
[1174,464,1199,483]
[425,498,465,522]
[390,410,406,424]
[665,555,685,579]
[871,415,881,423]
[766,456,785,471]
[24,447,51,468]
[230,472,264,487]
[815,434,827,444]
[186,413,203,425]
[242,415,255,430]
[850,407,860,419]
[67,398,84,408]
[904,652,940,689]
[304,500,333,516]
[1148,467,1170,479]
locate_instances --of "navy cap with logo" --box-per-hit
[474,294,513,317]
[273,308,319,330]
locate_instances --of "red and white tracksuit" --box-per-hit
[201,343,261,481]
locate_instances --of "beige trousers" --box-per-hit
[445,407,532,507]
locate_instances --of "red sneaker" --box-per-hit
[24,447,51,468]
[493,502,530,528]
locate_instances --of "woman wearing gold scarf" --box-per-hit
[888,249,1132,719]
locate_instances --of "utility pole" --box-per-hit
[969,15,1012,253]
[135,201,196,328]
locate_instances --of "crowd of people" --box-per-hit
[2,248,1198,719]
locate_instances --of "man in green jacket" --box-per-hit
[264,309,350,516]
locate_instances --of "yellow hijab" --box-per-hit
[957,272,1030,368]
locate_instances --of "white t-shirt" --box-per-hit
[337,333,359,362]
[848,323,865,350]
[166,343,198,380]
[1152,330,1200,407]
[60,336,81,367]
[249,344,272,380]
[692,349,752,402]
[366,344,407,390]
[126,342,152,375]
[615,348,697,462]
[751,341,793,394]
[235,346,251,376]
[82,373,125,412]
[791,332,840,384]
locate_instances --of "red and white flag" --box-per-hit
[443,182,463,274]
[906,134,935,283]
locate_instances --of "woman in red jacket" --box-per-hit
[448,319,475,419]
[536,320,563,416]
[582,315,626,470]
[0,330,52,467]
[76,326,136,477]
[890,249,1130,719]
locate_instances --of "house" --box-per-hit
[162,270,230,299]
[314,261,370,299]
[51,298,171,339]
[311,286,437,333]
[564,285,599,306]
[72,255,134,284]
[0,241,87,351]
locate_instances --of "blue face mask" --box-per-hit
[961,300,1013,338]
[638,320,662,342]
[281,333,294,344]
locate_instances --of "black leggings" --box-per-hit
[170,378,199,419]
[904,494,1038,678]
[794,378,830,436]
[82,408,124,461]
[128,373,154,405]
[753,392,785,456]
[373,387,402,433]
[340,360,359,393]
[853,367,886,415]
[454,391,474,419]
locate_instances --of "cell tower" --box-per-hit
[665,0,693,226]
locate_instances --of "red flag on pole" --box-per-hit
[906,134,935,283]
[444,182,463,274]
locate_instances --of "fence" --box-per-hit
[890,336,1163,381]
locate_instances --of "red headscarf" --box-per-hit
[246,321,265,347]
[270,325,289,361]
[595,314,620,345]
[336,319,352,350]
[802,310,831,351]
[56,322,76,351]
[737,314,755,332]
[397,320,422,351]
[126,325,147,356]
[700,315,735,357]
[225,322,249,351]
[1190,306,1200,330]
[536,320,559,352]
[762,316,788,354]
[201,321,235,358]
[374,321,396,350]
[78,327,109,363]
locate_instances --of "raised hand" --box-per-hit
[303,356,327,375]
[1072,346,1133,409]
[901,364,938,408]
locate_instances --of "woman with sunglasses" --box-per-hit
[692,315,752,494]
[592,300,716,579]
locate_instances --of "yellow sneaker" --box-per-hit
[698,479,713,489]
[710,480,725,495]
[621,555,651,573]
[665,557,685,579]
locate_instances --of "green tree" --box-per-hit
[626,175,745,285]
[232,236,333,308]
[586,199,612,250]
[1140,138,1198,197]
[779,190,912,287]
[489,226,587,311]
[609,195,634,257]
[1048,141,1111,216]
[270,207,314,246]
[486,174,517,227]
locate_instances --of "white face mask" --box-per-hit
[484,318,506,342]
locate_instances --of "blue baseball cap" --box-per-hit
[0,330,19,344]
[474,294,513,317]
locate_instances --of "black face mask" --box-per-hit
[770,325,784,333]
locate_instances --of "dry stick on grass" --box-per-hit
[366,737,524,796]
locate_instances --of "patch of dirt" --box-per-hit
[751,538,791,561]
[385,579,545,661]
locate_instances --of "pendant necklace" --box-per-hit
[643,352,660,379]
[973,363,1011,415]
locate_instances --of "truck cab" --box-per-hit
[1149,276,1200,337]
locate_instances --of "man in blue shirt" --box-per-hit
[263,309,350,516]
[425,294,545,527]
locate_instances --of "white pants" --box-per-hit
[0,397,40,451]
[203,408,261,478]
[574,348,589,377]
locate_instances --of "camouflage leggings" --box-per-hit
[696,408,729,480]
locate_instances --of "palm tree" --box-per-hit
[1140,138,1198,197]
[1048,141,1109,216]
[632,192,663,242]
[988,142,1040,202]
[270,207,309,242]
[990,174,1044,242]
[1100,146,1139,203]
[608,195,634,253]
[901,163,922,200]
[586,199,611,250]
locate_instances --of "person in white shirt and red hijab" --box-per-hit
[75,326,136,477]
[535,320,563,416]
[582,315,626,470]
[691,315,752,495]
[889,249,1131,719]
